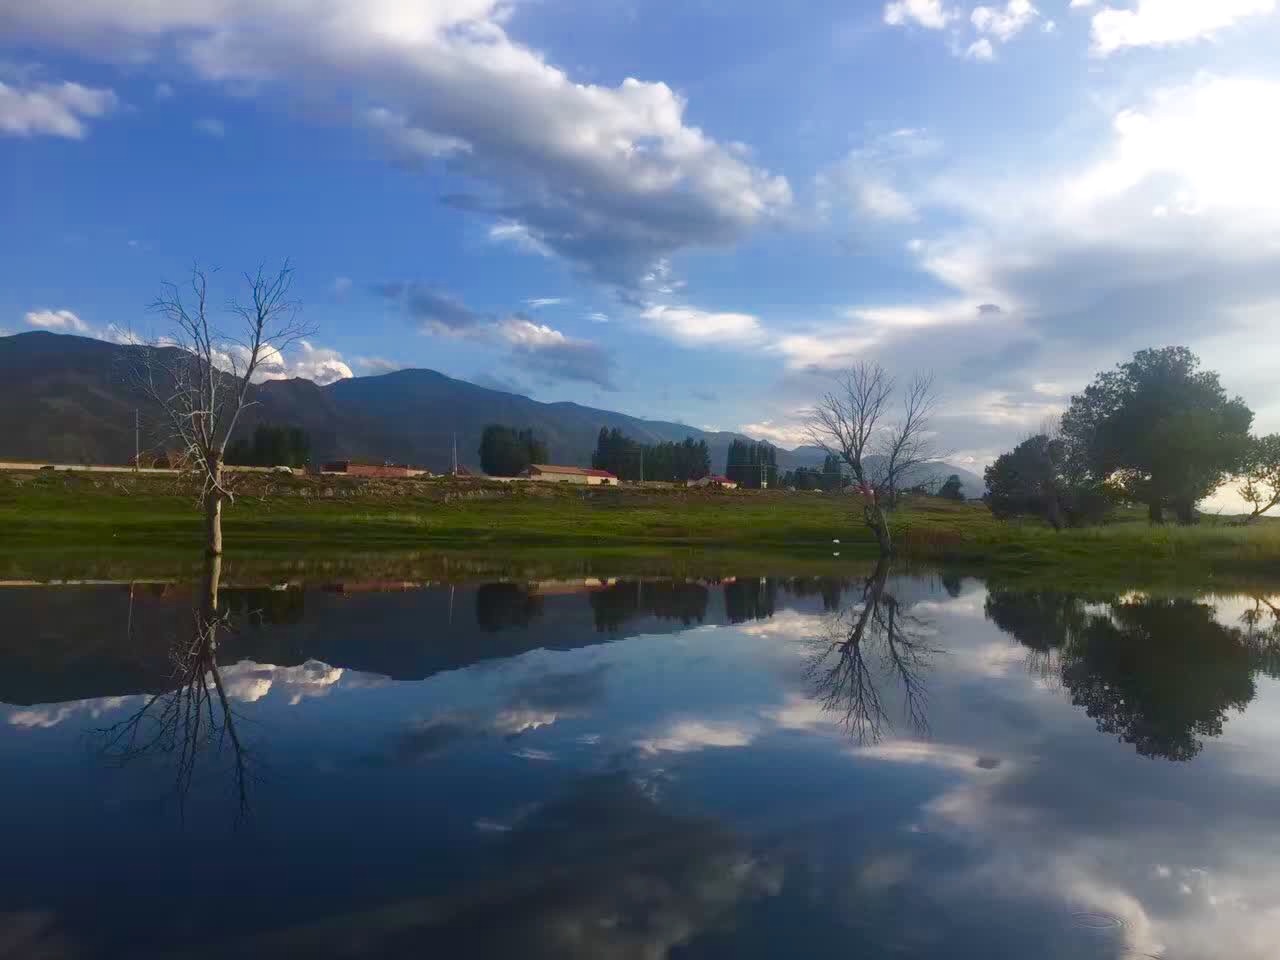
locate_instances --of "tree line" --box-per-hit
[225,424,312,468]
[724,438,778,489]
[985,346,1280,527]
[479,425,547,477]
[592,428,711,482]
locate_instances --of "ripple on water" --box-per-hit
[1071,911,1128,932]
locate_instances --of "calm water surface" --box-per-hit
[3,563,1280,959]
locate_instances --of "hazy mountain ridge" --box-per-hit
[0,331,984,492]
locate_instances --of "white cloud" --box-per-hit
[585,311,610,323]
[355,355,402,375]
[815,130,936,225]
[253,339,354,385]
[640,303,764,346]
[488,220,554,258]
[331,276,352,298]
[635,720,754,755]
[194,116,224,137]
[0,79,116,138]
[219,659,346,705]
[154,81,174,99]
[739,419,812,447]
[884,0,957,29]
[971,0,1040,41]
[1091,0,1276,56]
[7,696,132,728]
[3,0,791,287]
[966,37,996,60]
[498,316,616,388]
[25,308,89,333]
[523,297,564,309]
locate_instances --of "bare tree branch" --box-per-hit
[127,261,311,554]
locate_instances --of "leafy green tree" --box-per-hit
[1239,434,1280,521]
[591,429,710,482]
[987,591,1259,761]
[226,424,311,467]
[938,474,965,501]
[479,425,546,477]
[984,434,1109,529]
[725,439,777,489]
[1061,347,1253,524]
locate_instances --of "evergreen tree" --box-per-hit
[479,425,546,476]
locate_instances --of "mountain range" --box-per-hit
[0,331,984,493]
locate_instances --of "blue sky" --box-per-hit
[3,0,1280,480]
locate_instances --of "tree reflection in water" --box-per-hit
[986,589,1280,761]
[95,556,253,820]
[807,560,939,744]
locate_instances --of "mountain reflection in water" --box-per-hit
[1,565,1279,959]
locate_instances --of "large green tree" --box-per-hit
[1061,347,1253,524]
[725,439,777,489]
[479,425,547,477]
[226,424,311,467]
[984,433,1109,530]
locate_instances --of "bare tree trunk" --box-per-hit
[202,553,222,620]
[863,491,894,557]
[1174,498,1196,526]
[1148,499,1164,525]
[205,456,224,556]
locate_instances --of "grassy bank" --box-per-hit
[1,469,1278,584]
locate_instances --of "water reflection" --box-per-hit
[95,557,253,819]
[986,590,1280,760]
[807,561,939,744]
[212,773,780,959]
[5,565,1280,959]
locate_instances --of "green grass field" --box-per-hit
[1,469,1278,585]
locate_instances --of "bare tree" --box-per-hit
[806,362,940,556]
[96,556,254,821]
[131,262,310,555]
[806,560,938,744]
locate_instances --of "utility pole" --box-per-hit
[639,445,644,483]
[452,431,458,476]
[134,409,140,472]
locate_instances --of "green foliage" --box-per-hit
[1240,433,1280,519]
[1061,346,1253,523]
[725,438,778,489]
[591,428,710,482]
[938,474,965,501]
[985,434,1109,529]
[479,425,547,476]
[225,425,311,467]
[986,591,1261,760]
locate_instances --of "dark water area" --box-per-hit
[3,563,1280,959]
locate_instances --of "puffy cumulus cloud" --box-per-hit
[884,0,957,29]
[0,78,116,138]
[25,308,89,333]
[218,659,346,705]
[1090,0,1276,56]
[499,316,616,390]
[281,340,354,385]
[640,303,764,346]
[971,0,1041,42]
[2,0,790,287]
[915,74,1280,341]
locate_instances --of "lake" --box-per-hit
[2,559,1279,959]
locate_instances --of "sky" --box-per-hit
[3,0,1280,491]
